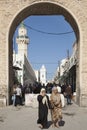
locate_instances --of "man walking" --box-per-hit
[65,85,72,105]
[15,85,22,106]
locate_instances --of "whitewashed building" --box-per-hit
[60,59,68,76]
[34,70,40,82]
[40,65,47,85]
[13,22,36,85]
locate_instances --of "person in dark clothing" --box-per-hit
[25,86,31,94]
[29,84,33,93]
[65,85,72,105]
[37,88,50,129]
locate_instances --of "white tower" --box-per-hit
[40,65,47,85]
[16,22,29,57]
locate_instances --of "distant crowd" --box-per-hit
[11,82,73,107]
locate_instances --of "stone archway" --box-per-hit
[0,0,87,106]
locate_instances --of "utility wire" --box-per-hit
[24,24,74,36]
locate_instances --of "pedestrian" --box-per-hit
[25,85,31,94]
[12,85,17,106]
[50,87,62,128]
[29,84,33,93]
[15,85,22,106]
[37,88,50,129]
[65,84,72,105]
[56,84,61,93]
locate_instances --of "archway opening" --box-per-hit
[8,2,80,105]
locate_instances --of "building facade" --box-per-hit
[34,70,40,82]
[40,65,47,85]
[55,42,77,92]
[0,0,87,106]
[34,65,47,85]
[13,22,36,85]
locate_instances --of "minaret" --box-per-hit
[16,22,29,57]
[40,65,47,85]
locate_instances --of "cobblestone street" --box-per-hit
[0,103,87,130]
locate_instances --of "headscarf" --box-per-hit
[40,88,46,93]
[40,88,48,107]
[52,86,57,91]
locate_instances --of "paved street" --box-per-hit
[0,103,87,130]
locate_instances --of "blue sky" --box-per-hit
[13,15,76,80]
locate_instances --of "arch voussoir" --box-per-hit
[0,0,87,106]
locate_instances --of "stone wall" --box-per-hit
[0,0,87,106]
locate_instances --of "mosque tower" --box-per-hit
[40,65,47,85]
[16,22,29,57]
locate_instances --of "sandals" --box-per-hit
[39,124,43,129]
